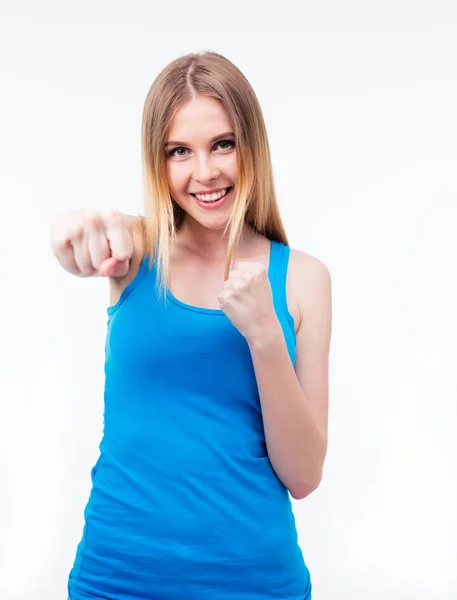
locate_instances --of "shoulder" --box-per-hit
[289,247,331,283]
[288,247,332,332]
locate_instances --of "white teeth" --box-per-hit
[194,188,227,202]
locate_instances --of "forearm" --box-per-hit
[247,324,327,499]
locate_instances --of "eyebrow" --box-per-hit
[164,131,235,147]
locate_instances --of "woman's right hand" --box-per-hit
[51,209,134,278]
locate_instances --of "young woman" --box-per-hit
[52,51,332,600]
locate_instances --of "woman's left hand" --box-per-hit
[217,261,282,346]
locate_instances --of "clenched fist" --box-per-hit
[51,210,134,278]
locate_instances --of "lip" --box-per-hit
[190,186,230,195]
[192,187,232,210]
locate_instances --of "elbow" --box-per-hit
[289,484,317,501]
[289,471,323,500]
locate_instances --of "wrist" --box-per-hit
[246,319,284,351]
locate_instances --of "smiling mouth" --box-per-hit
[190,187,233,202]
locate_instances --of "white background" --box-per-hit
[0,1,456,599]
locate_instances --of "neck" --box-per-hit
[176,219,258,262]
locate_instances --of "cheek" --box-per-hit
[218,156,238,186]
[227,153,238,177]
[167,163,186,193]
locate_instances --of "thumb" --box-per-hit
[99,256,127,277]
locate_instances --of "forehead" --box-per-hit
[167,97,232,140]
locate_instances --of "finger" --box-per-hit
[228,269,253,281]
[87,213,111,269]
[71,213,96,274]
[217,290,229,305]
[234,260,260,269]
[99,256,121,277]
[52,220,84,257]
[235,260,266,275]
[52,231,74,257]
[99,257,115,277]
[102,211,134,261]
[223,279,246,291]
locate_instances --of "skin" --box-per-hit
[165,96,257,262]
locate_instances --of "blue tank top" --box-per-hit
[68,239,312,600]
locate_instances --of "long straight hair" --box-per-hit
[140,51,289,301]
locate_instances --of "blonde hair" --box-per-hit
[140,50,289,301]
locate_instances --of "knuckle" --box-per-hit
[72,225,84,241]
[82,214,94,231]
[82,266,96,275]
[111,249,127,261]
[52,237,69,255]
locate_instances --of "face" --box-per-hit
[165,96,247,230]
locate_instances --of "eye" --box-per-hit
[168,147,188,158]
[167,139,235,158]
[215,140,235,151]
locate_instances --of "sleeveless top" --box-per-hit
[68,239,312,600]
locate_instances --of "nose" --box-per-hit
[192,153,221,184]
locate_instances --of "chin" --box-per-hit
[192,214,230,231]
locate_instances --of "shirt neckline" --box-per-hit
[166,239,277,316]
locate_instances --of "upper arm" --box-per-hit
[108,214,145,307]
[294,255,332,450]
